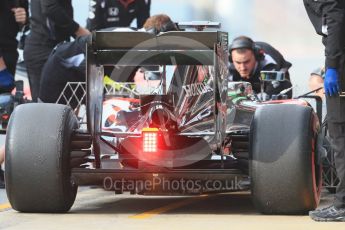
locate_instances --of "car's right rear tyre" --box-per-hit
[5,103,78,213]
[250,104,322,214]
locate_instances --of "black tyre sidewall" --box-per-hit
[250,104,321,214]
[5,103,78,212]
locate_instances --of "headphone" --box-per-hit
[229,36,264,63]
[145,20,178,35]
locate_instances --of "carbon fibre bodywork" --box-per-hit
[86,30,230,169]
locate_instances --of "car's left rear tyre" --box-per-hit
[5,103,78,213]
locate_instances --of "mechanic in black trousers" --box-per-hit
[86,0,151,31]
[304,0,345,221]
[228,36,293,99]
[24,0,91,102]
[0,0,28,189]
[0,0,28,92]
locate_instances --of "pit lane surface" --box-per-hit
[0,185,343,230]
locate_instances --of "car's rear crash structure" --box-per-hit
[5,28,322,214]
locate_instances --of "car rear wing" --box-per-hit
[89,31,228,65]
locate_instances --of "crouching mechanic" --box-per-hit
[39,35,90,109]
[228,36,293,99]
[39,14,178,107]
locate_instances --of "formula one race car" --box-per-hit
[5,23,322,214]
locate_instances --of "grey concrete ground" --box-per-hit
[0,187,341,230]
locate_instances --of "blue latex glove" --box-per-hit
[324,68,340,96]
[0,68,15,92]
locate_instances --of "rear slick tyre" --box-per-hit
[5,103,78,213]
[250,104,322,214]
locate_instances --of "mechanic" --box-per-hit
[309,67,327,122]
[309,67,325,100]
[0,0,28,93]
[39,14,177,107]
[39,35,90,109]
[304,0,345,221]
[24,0,91,102]
[228,36,293,99]
[86,0,151,31]
[0,0,28,189]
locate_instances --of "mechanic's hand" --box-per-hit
[12,7,27,25]
[75,26,91,37]
[324,68,340,96]
[0,68,15,92]
[257,92,269,101]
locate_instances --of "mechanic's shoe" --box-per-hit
[309,205,345,222]
[0,169,4,189]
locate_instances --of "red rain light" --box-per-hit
[142,128,158,153]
